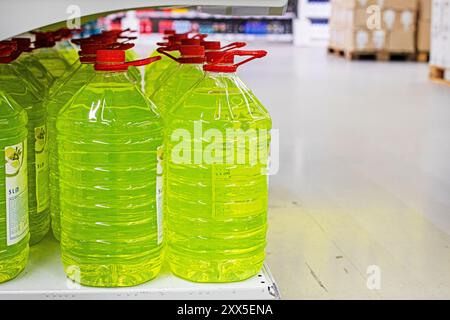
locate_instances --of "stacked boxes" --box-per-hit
[329,0,418,54]
[430,0,450,74]
[417,0,432,52]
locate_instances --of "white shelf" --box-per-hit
[0,235,280,300]
[0,0,288,40]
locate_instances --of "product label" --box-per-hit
[5,140,29,246]
[35,125,49,213]
[156,145,163,245]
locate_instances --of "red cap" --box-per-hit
[164,30,176,36]
[81,42,134,64]
[205,51,233,64]
[168,34,188,43]
[201,41,221,50]
[0,41,20,63]
[95,49,161,71]
[97,50,125,63]
[179,45,204,57]
[12,38,32,52]
[181,38,201,46]
[34,32,56,48]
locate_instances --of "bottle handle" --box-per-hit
[220,42,246,51]
[95,55,161,71]
[156,46,180,62]
[191,33,208,40]
[221,50,267,69]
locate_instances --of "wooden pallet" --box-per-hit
[416,51,430,63]
[328,47,416,61]
[429,65,450,87]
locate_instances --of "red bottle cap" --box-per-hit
[181,38,201,46]
[12,38,32,52]
[157,44,205,64]
[34,32,56,48]
[201,41,221,50]
[95,49,161,71]
[79,42,134,63]
[0,41,20,63]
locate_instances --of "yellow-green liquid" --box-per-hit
[13,53,55,97]
[150,63,204,119]
[144,49,179,97]
[34,48,71,80]
[55,40,79,66]
[166,72,271,282]
[57,71,163,287]
[0,64,50,246]
[46,63,96,241]
[0,91,29,283]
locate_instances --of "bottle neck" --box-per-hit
[92,69,131,83]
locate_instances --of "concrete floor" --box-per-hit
[238,44,450,299]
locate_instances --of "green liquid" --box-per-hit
[57,71,163,287]
[34,48,71,80]
[0,64,50,246]
[166,72,271,282]
[144,49,179,97]
[150,63,204,118]
[14,53,55,97]
[0,91,29,283]
[46,64,96,241]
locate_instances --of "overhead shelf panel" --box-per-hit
[0,0,288,40]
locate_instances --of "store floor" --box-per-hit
[238,44,450,299]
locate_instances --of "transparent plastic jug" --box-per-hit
[57,50,163,287]
[0,47,50,246]
[0,90,29,283]
[33,32,71,80]
[165,50,270,282]
[47,42,137,241]
[150,44,206,119]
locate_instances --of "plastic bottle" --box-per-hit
[59,33,120,83]
[57,50,163,287]
[143,33,186,97]
[0,90,29,283]
[47,41,137,241]
[10,38,55,97]
[0,44,50,246]
[165,50,270,282]
[150,44,206,119]
[151,41,245,118]
[53,28,80,65]
[96,29,142,86]
[32,32,71,80]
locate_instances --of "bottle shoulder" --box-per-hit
[169,74,271,125]
[0,92,28,132]
[57,74,163,128]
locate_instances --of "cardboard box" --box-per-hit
[417,20,431,51]
[419,0,432,20]
[373,30,387,50]
[387,29,416,52]
[382,0,418,10]
[350,8,371,27]
[382,9,417,31]
[345,28,375,51]
[342,0,380,9]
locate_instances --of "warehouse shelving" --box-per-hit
[0,0,288,40]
